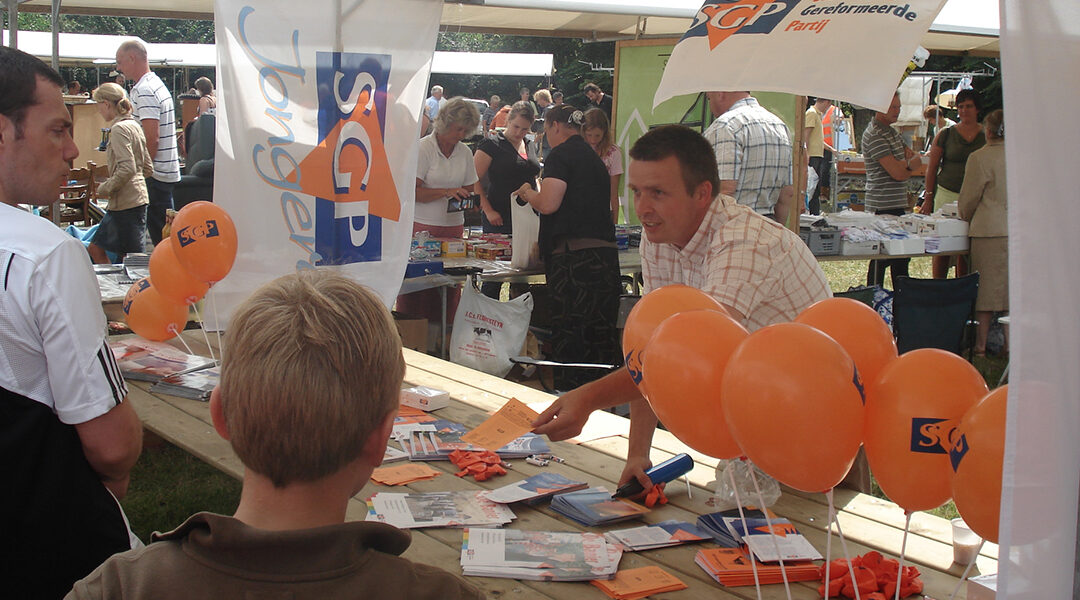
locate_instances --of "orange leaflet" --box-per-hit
[370,463,441,486]
[460,398,539,452]
[591,566,687,600]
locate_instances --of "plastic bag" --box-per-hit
[450,276,533,377]
[708,459,781,510]
[510,191,541,269]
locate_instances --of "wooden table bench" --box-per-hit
[125,331,996,599]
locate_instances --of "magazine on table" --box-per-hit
[695,547,819,587]
[549,487,650,527]
[483,472,588,504]
[149,367,220,401]
[365,491,515,529]
[604,520,712,551]
[460,528,621,581]
[697,507,775,547]
[109,338,215,382]
[723,517,823,562]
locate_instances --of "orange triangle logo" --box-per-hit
[702,1,776,50]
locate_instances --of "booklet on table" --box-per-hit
[109,338,215,382]
[604,520,712,551]
[149,367,219,400]
[365,490,515,529]
[484,472,588,504]
[549,487,650,527]
[460,528,622,581]
[724,517,823,562]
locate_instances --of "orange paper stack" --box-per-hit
[591,566,688,600]
[370,463,441,486]
[695,547,819,587]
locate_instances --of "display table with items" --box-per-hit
[119,329,998,600]
[831,152,928,213]
[798,204,969,261]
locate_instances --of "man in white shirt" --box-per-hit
[116,40,180,246]
[0,47,143,598]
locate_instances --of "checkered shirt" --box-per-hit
[703,97,793,215]
[640,199,832,332]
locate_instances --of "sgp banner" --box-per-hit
[207,0,441,329]
[654,0,948,112]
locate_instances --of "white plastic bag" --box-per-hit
[450,276,533,377]
[707,459,782,510]
[510,192,541,269]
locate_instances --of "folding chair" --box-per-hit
[892,273,980,357]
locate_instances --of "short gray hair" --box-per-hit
[434,97,480,135]
[430,85,443,95]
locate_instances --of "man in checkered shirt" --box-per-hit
[533,125,830,491]
[703,92,796,226]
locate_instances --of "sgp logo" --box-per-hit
[176,219,221,248]
[685,1,801,49]
[910,417,959,455]
[122,278,150,314]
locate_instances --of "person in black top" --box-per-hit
[516,105,620,390]
[474,101,541,298]
[583,82,613,120]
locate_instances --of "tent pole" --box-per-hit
[5,0,18,48]
[50,0,59,71]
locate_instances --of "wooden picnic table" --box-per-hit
[124,330,996,599]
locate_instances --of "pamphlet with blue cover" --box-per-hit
[550,487,650,527]
[484,472,588,504]
[460,528,622,581]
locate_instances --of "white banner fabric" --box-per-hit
[207,0,442,329]
[654,0,948,112]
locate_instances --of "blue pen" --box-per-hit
[613,453,693,498]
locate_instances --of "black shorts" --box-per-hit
[92,204,147,255]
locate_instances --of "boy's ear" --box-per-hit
[360,410,397,467]
[209,386,230,441]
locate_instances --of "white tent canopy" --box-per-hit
[0,30,217,66]
[18,0,999,54]
[431,50,554,76]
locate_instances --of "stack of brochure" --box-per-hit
[549,487,650,527]
[484,472,588,504]
[365,491,515,529]
[724,517,822,563]
[695,547,820,586]
[395,420,549,460]
[109,338,215,382]
[696,507,774,547]
[460,529,622,581]
[604,520,712,552]
[149,367,219,401]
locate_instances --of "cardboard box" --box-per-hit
[927,235,969,253]
[967,573,996,600]
[392,311,428,353]
[882,237,925,255]
[918,217,969,237]
[474,244,510,260]
[410,239,442,257]
[437,238,466,258]
[404,260,443,278]
[400,385,450,411]
[841,240,881,256]
[899,213,931,234]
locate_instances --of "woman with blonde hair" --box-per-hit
[582,108,623,223]
[397,97,481,327]
[88,82,152,263]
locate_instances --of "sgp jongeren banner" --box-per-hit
[654,0,948,112]
[207,0,442,329]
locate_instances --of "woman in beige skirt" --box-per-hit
[958,109,1007,356]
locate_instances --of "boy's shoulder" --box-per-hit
[67,512,485,600]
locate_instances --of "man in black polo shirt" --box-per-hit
[583,82,613,120]
[0,47,143,599]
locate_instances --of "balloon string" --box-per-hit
[829,490,862,600]
[747,459,792,600]
[189,302,216,364]
[947,538,984,600]
[824,489,835,599]
[894,512,912,600]
[210,288,224,362]
[173,328,197,358]
[728,464,763,599]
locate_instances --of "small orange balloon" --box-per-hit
[622,285,728,394]
[123,278,189,341]
[864,349,988,512]
[150,237,209,306]
[641,310,749,459]
[951,385,1007,543]
[170,201,238,283]
[796,297,898,387]
[722,323,865,493]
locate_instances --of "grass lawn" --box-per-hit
[121,257,1006,537]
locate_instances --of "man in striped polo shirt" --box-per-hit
[0,47,143,598]
[116,40,180,246]
[862,91,923,287]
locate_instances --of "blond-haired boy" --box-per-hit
[69,271,483,599]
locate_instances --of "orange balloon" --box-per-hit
[170,201,238,283]
[864,349,988,512]
[721,323,865,493]
[622,285,728,394]
[795,297,898,387]
[950,385,1007,543]
[150,237,209,306]
[640,310,749,459]
[123,277,190,341]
